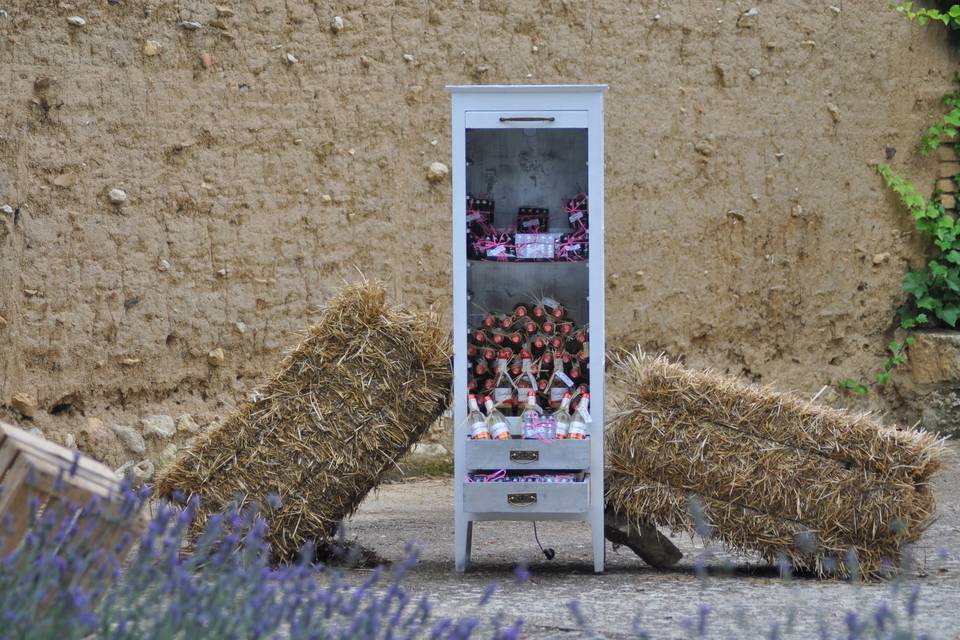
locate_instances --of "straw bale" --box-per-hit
[606,351,946,578]
[155,281,452,561]
[614,351,942,481]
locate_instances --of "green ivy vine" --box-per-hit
[837,3,960,396]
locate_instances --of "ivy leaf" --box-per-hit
[917,295,940,311]
[916,313,929,324]
[947,250,960,265]
[938,305,960,327]
[905,335,917,346]
[930,260,949,279]
[903,270,929,297]
[875,372,891,385]
[888,340,902,353]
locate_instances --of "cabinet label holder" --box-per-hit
[510,450,539,463]
[507,493,537,506]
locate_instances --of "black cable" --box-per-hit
[533,521,555,560]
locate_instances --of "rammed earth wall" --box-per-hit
[0,1,956,426]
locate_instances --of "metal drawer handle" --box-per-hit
[507,493,537,506]
[510,450,539,463]
[499,116,555,123]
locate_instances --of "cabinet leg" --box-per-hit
[592,518,605,574]
[455,515,471,573]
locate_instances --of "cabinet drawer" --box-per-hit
[464,438,591,471]
[463,478,590,515]
[465,110,588,129]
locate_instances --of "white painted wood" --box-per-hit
[449,84,606,574]
[464,438,591,471]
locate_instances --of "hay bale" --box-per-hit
[606,351,946,578]
[155,281,451,561]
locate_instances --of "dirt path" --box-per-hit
[345,443,960,639]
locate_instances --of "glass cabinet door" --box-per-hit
[463,117,591,420]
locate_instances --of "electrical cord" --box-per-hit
[533,521,555,560]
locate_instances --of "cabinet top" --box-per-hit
[445,84,608,94]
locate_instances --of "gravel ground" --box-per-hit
[344,443,960,639]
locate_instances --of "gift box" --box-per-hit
[517,206,549,232]
[515,232,563,261]
[563,193,588,230]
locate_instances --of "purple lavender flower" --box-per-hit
[479,581,497,606]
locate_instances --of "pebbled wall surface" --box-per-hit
[0,0,955,433]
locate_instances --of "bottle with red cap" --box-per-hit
[553,393,573,439]
[468,394,490,439]
[484,396,510,440]
[568,393,590,439]
[519,390,542,439]
[470,329,488,346]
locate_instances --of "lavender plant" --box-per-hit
[0,469,521,640]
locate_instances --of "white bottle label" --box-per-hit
[578,404,593,424]
[522,358,532,373]
[526,372,538,388]
[550,387,566,402]
[542,296,560,310]
[494,388,512,403]
[466,212,482,222]
[568,243,582,252]
[569,211,584,223]
[487,245,506,258]
[471,419,488,437]
[555,371,574,388]
[497,358,508,372]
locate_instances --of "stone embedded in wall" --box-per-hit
[142,414,176,438]
[937,178,956,193]
[940,193,956,209]
[938,146,958,162]
[907,332,960,385]
[208,347,226,366]
[11,393,37,418]
[111,424,146,454]
[899,331,960,438]
[938,162,960,178]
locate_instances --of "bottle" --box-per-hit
[520,349,533,374]
[468,394,490,439]
[482,314,496,329]
[484,396,510,440]
[495,348,512,374]
[553,393,573,439]
[541,320,556,335]
[523,318,538,336]
[490,331,505,347]
[508,331,524,352]
[548,304,567,321]
[466,343,477,359]
[470,329,487,346]
[568,393,590,440]
[519,391,542,439]
[577,342,590,365]
[499,314,514,330]
[482,346,497,362]
[549,334,564,351]
[513,304,529,319]
[569,361,583,383]
[467,374,478,394]
[530,334,546,358]
[557,321,574,336]
[482,378,496,394]
[532,305,546,322]
[541,351,554,369]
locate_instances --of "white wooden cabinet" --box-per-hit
[447,85,607,573]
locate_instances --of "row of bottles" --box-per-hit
[467,392,590,440]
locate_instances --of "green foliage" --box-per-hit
[920,88,960,155]
[837,337,915,396]
[895,2,960,27]
[878,163,960,329]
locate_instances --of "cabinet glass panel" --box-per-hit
[464,125,591,415]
